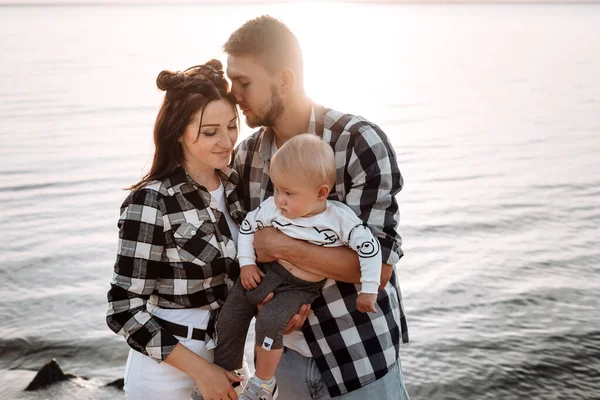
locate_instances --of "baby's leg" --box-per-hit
[213,279,256,372]
[253,287,318,380]
[244,262,286,305]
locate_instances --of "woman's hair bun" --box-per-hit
[193,59,227,89]
[156,70,185,91]
[205,59,223,72]
[195,59,225,84]
[156,59,227,92]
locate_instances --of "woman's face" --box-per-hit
[180,98,238,173]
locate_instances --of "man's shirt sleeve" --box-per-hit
[344,126,403,265]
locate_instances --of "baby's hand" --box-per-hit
[356,293,377,313]
[241,265,264,290]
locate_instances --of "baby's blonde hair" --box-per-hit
[270,134,336,189]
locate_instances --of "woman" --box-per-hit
[106,59,247,400]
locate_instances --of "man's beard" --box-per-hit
[245,85,284,128]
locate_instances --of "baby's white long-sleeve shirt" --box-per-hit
[238,197,381,294]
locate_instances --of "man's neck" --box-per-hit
[272,94,312,148]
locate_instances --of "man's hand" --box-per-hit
[284,303,311,334]
[240,265,264,290]
[257,292,311,334]
[356,293,377,313]
[253,227,295,263]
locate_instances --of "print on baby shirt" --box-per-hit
[237,197,382,295]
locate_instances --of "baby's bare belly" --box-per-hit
[278,260,325,282]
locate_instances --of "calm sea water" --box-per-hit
[0,3,599,399]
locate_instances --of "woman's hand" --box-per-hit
[164,343,243,400]
[193,364,244,400]
[240,264,265,290]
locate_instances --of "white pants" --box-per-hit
[123,335,210,399]
[123,307,250,400]
[124,337,251,400]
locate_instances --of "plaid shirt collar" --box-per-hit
[167,165,245,224]
[168,165,239,191]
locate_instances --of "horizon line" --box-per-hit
[1,0,600,6]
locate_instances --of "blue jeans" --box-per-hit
[275,348,410,399]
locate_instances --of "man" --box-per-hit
[227,16,409,400]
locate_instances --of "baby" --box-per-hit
[210,134,382,400]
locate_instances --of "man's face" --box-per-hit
[227,54,284,128]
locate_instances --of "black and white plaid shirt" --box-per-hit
[233,104,409,396]
[106,166,245,362]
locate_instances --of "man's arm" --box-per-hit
[253,227,393,289]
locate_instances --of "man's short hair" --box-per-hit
[270,134,336,189]
[223,15,303,78]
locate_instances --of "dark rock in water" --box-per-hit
[25,358,76,391]
[105,378,124,390]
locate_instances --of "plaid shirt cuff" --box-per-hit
[130,319,180,363]
[379,236,403,265]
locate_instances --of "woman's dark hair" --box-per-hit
[129,59,237,190]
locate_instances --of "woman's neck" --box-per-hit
[182,163,221,191]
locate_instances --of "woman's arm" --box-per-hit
[253,227,393,289]
[106,189,181,361]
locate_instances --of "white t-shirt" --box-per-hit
[210,182,240,244]
[210,184,240,245]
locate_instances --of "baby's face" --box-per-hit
[271,171,324,219]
